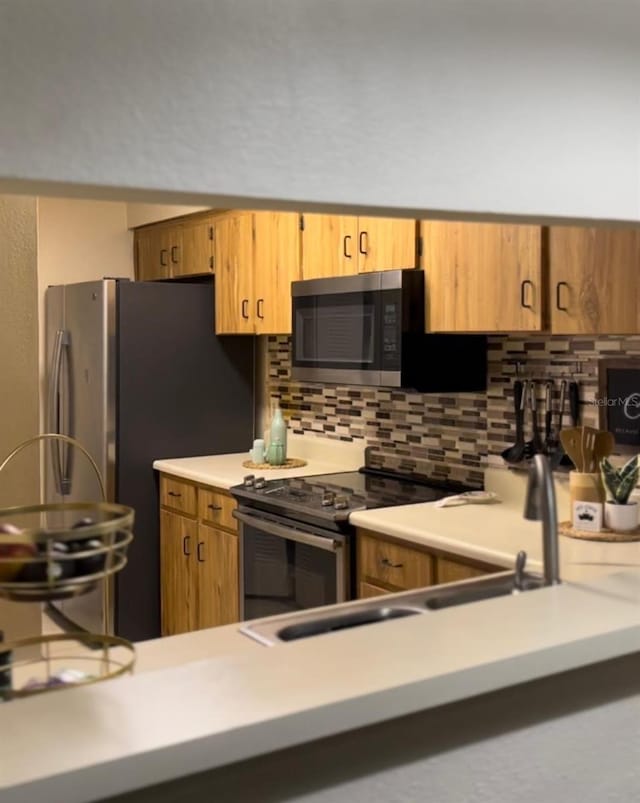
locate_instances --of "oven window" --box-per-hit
[293,292,378,368]
[242,526,338,620]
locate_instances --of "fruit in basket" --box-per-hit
[17,540,74,583]
[0,524,36,582]
[68,518,106,576]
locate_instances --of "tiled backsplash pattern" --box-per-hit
[267,335,640,487]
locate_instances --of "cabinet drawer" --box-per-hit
[198,487,237,532]
[358,533,433,590]
[160,475,197,516]
[436,558,488,585]
[358,581,393,599]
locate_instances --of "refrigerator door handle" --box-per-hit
[60,330,74,495]
[47,329,74,496]
[47,329,65,495]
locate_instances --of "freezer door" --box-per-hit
[44,280,117,633]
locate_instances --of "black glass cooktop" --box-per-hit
[231,469,472,529]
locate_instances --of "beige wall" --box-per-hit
[0,195,41,643]
[37,198,134,428]
[126,203,210,229]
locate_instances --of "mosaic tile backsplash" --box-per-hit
[267,335,640,488]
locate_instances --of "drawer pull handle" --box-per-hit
[182,535,191,556]
[208,504,222,511]
[381,557,403,569]
[197,541,205,563]
[167,491,182,498]
[556,281,569,311]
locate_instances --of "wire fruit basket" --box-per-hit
[0,632,135,701]
[0,435,134,603]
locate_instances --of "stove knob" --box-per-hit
[243,474,256,488]
[321,492,336,507]
[254,477,267,490]
[333,495,349,511]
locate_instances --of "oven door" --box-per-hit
[235,509,349,621]
[291,272,403,386]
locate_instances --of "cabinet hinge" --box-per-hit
[299,214,304,232]
[208,226,214,241]
[209,255,214,270]
[417,236,423,259]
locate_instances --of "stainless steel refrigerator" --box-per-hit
[45,278,254,641]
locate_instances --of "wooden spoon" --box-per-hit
[560,427,583,470]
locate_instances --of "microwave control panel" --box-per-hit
[381,298,401,369]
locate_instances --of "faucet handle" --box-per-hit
[514,550,527,591]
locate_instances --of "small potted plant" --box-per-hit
[600,455,639,531]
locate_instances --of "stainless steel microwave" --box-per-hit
[291,270,487,392]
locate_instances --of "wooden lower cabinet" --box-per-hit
[160,474,239,636]
[160,510,197,636]
[356,528,500,598]
[196,524,239,628]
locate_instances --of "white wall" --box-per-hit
[36,197,134,427]
[0,2,638,223]
[126,204,210,229]
[0,195,41,643]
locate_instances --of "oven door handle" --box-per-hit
[234,510,343,553]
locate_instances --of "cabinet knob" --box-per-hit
[381,557,403,569]
[520,279,534,310]
[556,281,569,311]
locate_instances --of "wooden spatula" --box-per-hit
[593,431,615,468]
[560,427,583,470]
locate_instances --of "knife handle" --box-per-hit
[569,381,580,426]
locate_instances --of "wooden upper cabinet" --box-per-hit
[357,217,418,273]
[421,221,543,332]
[214,212,255,335]
[135,227,168,281]
[179,217,215,277]
[301,214,359,279]
[253,211,301,334]
[550,227,640,334]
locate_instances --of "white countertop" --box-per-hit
[3,453,640,803]
[350,469,640,582]
[152,432,365,488]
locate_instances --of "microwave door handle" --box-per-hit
[47,329,65,496]
[60,332,74,495]
[234,510,342,553]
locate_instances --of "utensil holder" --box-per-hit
[569,471,605,506]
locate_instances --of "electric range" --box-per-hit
[230,468,475,621]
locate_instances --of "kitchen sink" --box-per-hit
[240,568,546,646]
[277,607,420,642]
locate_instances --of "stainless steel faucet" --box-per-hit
[524,453,561,585]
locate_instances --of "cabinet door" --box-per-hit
[214,212,255,334]
[357,217,417,272]
[160,510,197,636]
[421,221,542,332]
[135,227,168,281]
[253,211,301,335]
[301,214,359,279]
[196,523,239,629]
[179,218,215,277]
[550,227,640,334]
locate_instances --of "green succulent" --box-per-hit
[600,455,639,505]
